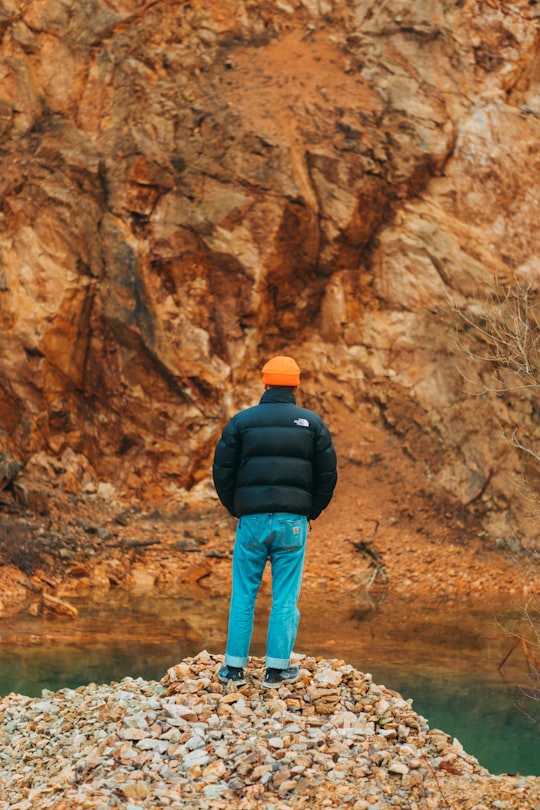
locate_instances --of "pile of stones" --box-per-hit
[0,651,538,809]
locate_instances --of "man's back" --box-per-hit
[213,386,337,519]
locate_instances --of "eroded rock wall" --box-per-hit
[0,0,539,543]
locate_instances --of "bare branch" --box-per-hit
[452,280,540,716]
[509,429,540,465]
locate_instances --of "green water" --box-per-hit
[0,592,538,777]
[369,668,539,777]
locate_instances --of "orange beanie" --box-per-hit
[262,356,301,386]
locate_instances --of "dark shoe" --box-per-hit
[218,665,246,686]
[262,666,300,688]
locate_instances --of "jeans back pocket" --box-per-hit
[277,517,306,550]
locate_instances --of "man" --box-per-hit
[212,355,338,688]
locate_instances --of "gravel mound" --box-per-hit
[0,651,539,809]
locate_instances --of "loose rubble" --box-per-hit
[0,652,539,809]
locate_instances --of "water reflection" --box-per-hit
[0,590,538,777]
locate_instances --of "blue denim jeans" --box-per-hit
[224,513,308,670]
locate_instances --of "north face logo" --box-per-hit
[294,418,309,427]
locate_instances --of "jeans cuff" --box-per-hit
[266,656,290,669]
[225,655,248,668]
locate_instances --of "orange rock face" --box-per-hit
[0,0,539,543]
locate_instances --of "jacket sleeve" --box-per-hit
[309,420,338,520]
[212,417,241,517]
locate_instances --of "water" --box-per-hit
[0,590,538,776]
[370,668,539,777]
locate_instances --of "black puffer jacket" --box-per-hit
[212,388,337,519]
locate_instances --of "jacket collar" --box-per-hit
[260,387,297,404]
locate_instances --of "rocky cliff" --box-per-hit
[1,0,539,544]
